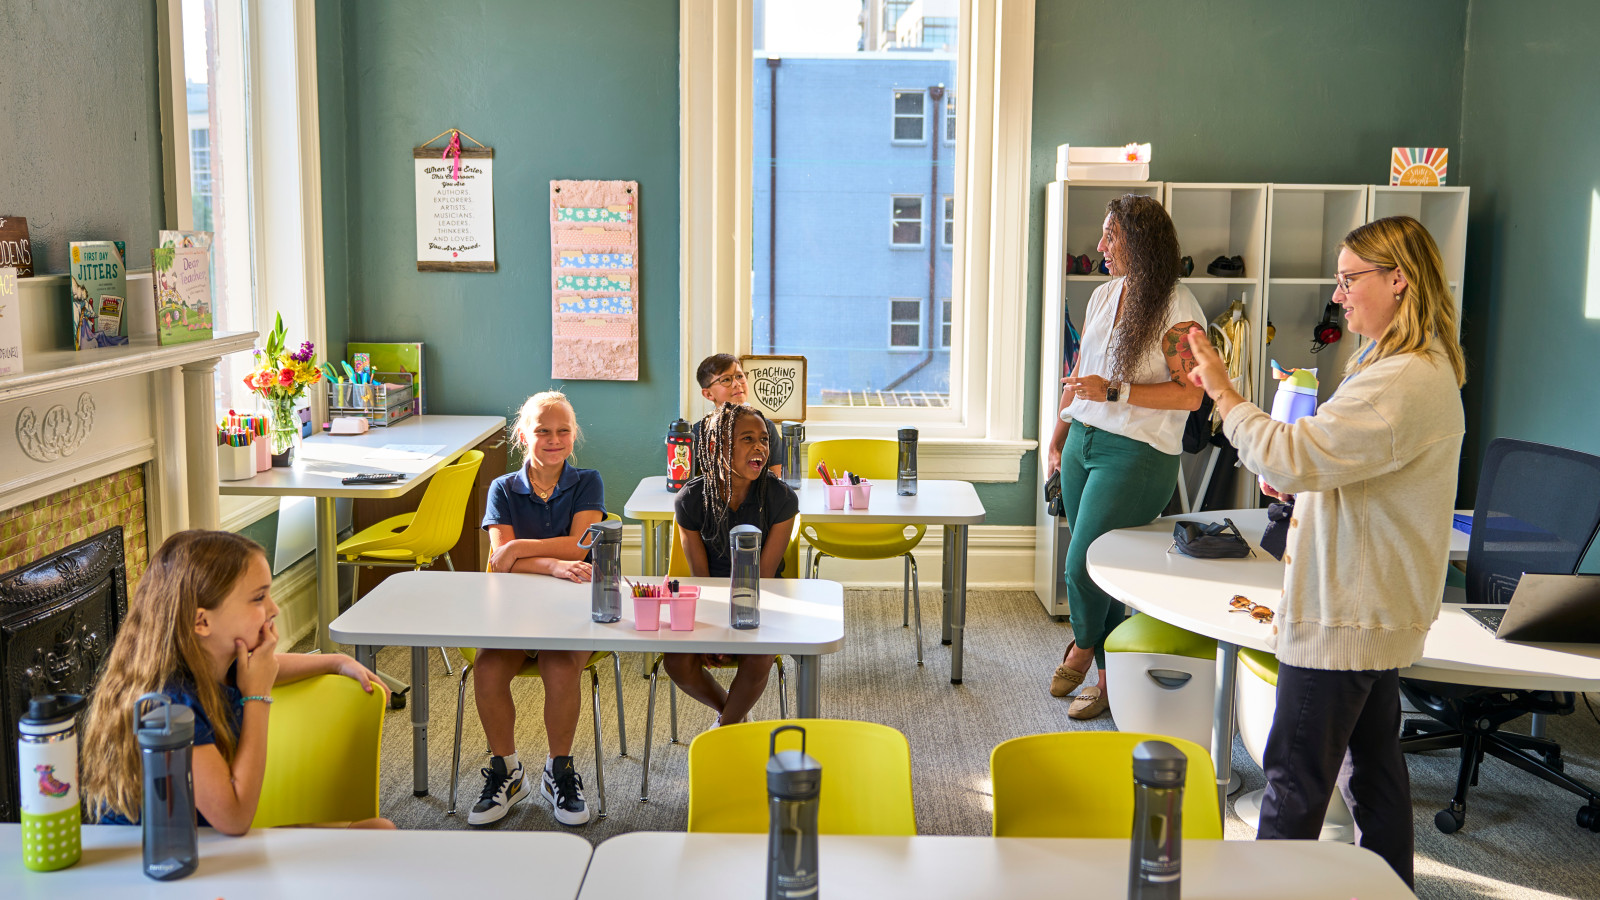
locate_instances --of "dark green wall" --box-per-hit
[1458,1,1600,490]
[317,0,681,511]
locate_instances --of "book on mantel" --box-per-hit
[0,266,21,376]
[69,240,129,350]
[151,230,215,345]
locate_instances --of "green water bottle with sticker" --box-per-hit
[18,693,87,871]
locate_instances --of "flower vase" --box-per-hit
[267,396,300,467]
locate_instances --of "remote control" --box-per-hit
[342,473,404,485]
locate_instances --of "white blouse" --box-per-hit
[1061,277,1205,456]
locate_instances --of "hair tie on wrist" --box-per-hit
[241,695,273,705]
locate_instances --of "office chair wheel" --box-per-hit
[1434,807,1465,834]
[388,689,408,711]
[1401,720,1420,737]
[1578,805,1600,832]
[1542,750,1564,772]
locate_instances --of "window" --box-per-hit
[941,298,953,348]
[942,195,954,247]
[945,91,956,143]
[890,299,923,349]
[920,18,957,50]
[189,128,211,229]
[892,90,925,142]
[891,195,924,247]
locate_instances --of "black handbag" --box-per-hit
[1171,518,1253,559]
[1260,499,1294,560]
[1044,470,1065,517]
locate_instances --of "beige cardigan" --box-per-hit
[1222,340,1464,671]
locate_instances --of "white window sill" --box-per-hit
[220,494,279,532]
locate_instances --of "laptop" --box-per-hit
[1461,573,1600,642]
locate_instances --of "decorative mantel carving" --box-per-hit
[15,392,95,462]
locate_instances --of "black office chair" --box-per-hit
[1399,438,1600,834]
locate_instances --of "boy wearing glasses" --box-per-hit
[693,353,784,479]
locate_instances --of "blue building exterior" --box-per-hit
[752,53,957,405]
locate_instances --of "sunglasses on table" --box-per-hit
[1228,594,1274,623]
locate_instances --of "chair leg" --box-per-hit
[643,656,661,802]
[447,661,473,816]
[588,665,607,819]
[777,658,789,719]
[902,555,910,626]
[669,679,680,744]
[611,652,628,758]
[436,556,455,676]
[909,553,923,667]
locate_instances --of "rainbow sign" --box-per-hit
[1390,147,1448,186]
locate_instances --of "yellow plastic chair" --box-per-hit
[336,448,485,697]
[687,719,917,835]
[804,439,927,665]
[639,518,795,801]
[989,732,1223,838]
[253,674,385,828]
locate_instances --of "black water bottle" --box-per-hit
[766,724,821,900]
[897,428,918,496]
[136,693,198,881]
[1128,740,1186,900]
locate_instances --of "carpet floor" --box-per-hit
[332,589,1600,899]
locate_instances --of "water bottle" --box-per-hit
[729,523,762,629]
[578,519,624,623]
[766,725,821,900]
[666,417,694,491]
[1128,740,1187,900]
[18,693,87,872]
[781,422,805,490]
[897,428,919,496]
[136,693,198,881]
[1269,362,1319,424]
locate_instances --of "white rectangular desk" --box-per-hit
[330,570,845,797]
[219,414,505,653]
[0,824,592,899]
[576,832,1416,899]
[624,475,986,683]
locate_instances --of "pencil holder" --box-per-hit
[824,482,851,510]
[668,586,701,631]
[848,479,872,509]
[217,444,255,481]
[252,434,271,472]
[633,596,663,631]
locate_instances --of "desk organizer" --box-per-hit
[668,586,700,631]
[849,479,872,509]
[825,480,873,510]
[218,444,255,481]
[327,373,416,426]
[633,596,664,631]
[633,585,700,631]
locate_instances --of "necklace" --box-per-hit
[527,463,560,501]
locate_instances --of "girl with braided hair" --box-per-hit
[667,402,798,725]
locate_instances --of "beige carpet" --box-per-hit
[333,589,1600,899]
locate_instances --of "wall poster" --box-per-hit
[549,179,638,381]
[415,130,495,272]
[739,355,807,422]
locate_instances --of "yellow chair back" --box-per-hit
[688,719,916,835]
[800,439,924,561]
[990,731,1222,838]
[806,439,897,481]
[668,515,800,579]
[402,449,484,558]
[253,675,385,828]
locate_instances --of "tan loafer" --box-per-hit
[1050,662,1086,698]
[1067,686,1109,720]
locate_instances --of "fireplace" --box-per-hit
[0,528,127,822]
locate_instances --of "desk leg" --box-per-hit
[640,520,657,576]
[657,521,671,574]
[1213,642,1238,818]
[940,525,955,645]
[315,497,339,655]
[949,524,970,685]
[795,655,822,718]
[412,645,429,797]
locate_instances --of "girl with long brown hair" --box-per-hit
[1044,193,1206,719]
[80,530,389,834]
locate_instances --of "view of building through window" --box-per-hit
[753,0,958,409]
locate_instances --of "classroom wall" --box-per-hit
[0,0,165,275]
[316,0,681,512]
[1457,1,1600,491]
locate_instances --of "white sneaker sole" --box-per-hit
[466,779,529,826]
[540,776,591,826]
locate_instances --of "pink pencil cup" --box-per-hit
[824,482,851,510]
[253,434,271,472]
[668,586,701,631]
[848,479,872,510]
[633,596,664,631]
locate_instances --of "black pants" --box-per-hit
[1258,664,1414,888]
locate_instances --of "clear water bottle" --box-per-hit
[781,423,805,490]
[1128,740,1186,900]
[766,725,821,900]
[729,523,762,629]
[578,519,624,623]
[18,693,87,872]
[136,693,198,882]
[897,428,918,496]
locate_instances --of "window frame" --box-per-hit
[891,89,927,144]
[889,297,925,351]
[944,90,956,144]
[890,194,926,249]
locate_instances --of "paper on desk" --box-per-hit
[374,443,448,460]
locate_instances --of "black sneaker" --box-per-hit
[467,756,528,826]
[540,755,591,826]
[1206,254,1244,277]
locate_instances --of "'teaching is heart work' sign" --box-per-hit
[739,355,807,422]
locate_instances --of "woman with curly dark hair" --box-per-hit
[1044,194,1205,718]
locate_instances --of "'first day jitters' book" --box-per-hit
[69,240,128,349]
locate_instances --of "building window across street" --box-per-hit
[890,298,923,349]
[892,195,925,247]
[893,89,925,142]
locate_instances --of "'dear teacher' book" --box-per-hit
[69,240,129,349]
[151,230,214,345]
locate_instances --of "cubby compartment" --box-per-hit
[1265,185,1367,279]
[1165,184,1267,284]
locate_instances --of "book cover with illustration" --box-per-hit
[69,240,128,349]
[0,266,21,376]
[151,230,214,345]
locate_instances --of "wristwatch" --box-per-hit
[1105,384,1119,403]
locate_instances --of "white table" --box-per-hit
[1086,508,1600,814]
[624,475,986,683]
[330,571,845,797]
[219,414,505,653]
[576,832,1416,899]
[0,823,591,899]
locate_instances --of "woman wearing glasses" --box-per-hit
[693,354,783,479]
[1044,194,1205,720]
[1183,215,1466,888]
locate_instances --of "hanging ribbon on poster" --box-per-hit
[414,128,496,272]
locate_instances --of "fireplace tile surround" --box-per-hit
[0,467,148,593]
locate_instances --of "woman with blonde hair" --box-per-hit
[1183,215,1465,887]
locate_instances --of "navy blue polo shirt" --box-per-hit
[482,462,606,539]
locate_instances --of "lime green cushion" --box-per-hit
[1238,647,1279,687]
[1103,614,1216,661]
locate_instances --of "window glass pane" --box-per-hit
[945,92,956,142]
[942,195,954,246]
[755,1,958,408]
[941,298,952,348]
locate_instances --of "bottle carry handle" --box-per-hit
[133,692,171,733]
[769,723,807,759]
[575,522,601,551]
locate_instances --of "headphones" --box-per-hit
[1311,300,1342,353]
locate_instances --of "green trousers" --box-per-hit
[1059,423,1179,667]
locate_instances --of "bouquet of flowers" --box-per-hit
[244,313,322,456]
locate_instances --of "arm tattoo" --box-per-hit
[1164,322,1203,383]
